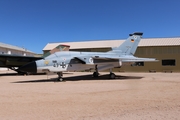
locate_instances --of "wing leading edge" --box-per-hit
[75,55,157,64]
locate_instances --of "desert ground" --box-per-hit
[0,71,180,120]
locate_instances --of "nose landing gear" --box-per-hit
[57,72,63,82]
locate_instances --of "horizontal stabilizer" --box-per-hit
[121,58,158,62]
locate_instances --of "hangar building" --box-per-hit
[43,37,180,72]
[0,42,35,56]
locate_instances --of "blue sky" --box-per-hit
[0,0,180,53]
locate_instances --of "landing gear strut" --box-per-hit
[109,69,116,79]
[93,65,99,77]
[57,72,63,81]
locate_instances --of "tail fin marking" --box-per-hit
[110,32,143,55]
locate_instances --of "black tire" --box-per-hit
[93,72,99,77]
[57,77,63,82]
[59,78,63,82]
[109,73,116,79]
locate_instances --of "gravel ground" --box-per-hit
[0,72,180,120]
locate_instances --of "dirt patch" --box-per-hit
[0,72,180,120]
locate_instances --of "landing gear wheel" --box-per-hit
[109,73,116,79]
[58,77,63,82]
[93,65,99,78]
[57,72,64,82]
[93,72,99,77]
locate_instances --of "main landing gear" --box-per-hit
[109,69,116,79]
[92,65,116,79]
[93,65,99,77]
[57,72,63,82]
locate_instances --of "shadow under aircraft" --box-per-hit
[12,73,144,83]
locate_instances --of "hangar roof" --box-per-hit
[0,42,34,53]
[43,37,180,51]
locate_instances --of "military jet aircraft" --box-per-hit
[19,32,156,81]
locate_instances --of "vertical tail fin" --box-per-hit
[110,32,143,55]
[43,44,70,58]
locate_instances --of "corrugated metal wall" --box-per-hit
[116,46,180,72]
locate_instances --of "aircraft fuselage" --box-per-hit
[36,51,122,73]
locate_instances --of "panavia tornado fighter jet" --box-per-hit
[19,32,157,81]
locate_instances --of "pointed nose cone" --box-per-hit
[19,61,37,73]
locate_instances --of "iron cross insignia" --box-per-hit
[60,62,66,68]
